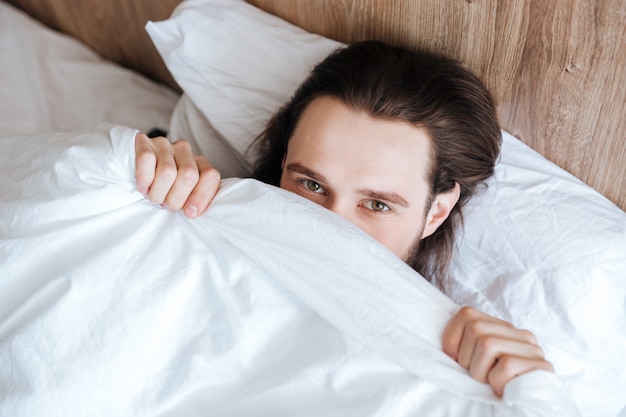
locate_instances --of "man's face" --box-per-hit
[280,96,435,261]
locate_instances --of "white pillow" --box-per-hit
[0,2,178,135]
[146,2,626,417]
[167,93,251,177]
[450,135,626,417]
[147,0,341,167]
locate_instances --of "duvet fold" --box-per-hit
[0,126,580,416]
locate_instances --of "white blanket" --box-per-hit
[0,126,581,416]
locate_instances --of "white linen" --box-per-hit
[0,2,178,135]
[147,2,626,415]
[449,135,626,416]
[168,94,251,178]
[0,126,581,416]
[145,0,341,166]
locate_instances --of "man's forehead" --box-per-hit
[287,95,433,186]
[287,132,432,180]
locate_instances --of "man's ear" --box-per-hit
[421,182,461,239]
[281,154,286,169]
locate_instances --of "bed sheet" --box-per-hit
[147,2,626,414]
[0,125,581,416]
[0,2,178,135]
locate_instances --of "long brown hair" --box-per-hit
[251,40,501,285]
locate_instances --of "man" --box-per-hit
[134,41,553,397]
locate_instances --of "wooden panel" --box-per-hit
[5,0,626,210]
[248,0,626,211]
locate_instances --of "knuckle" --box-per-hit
[201,166,221,183]
[458,306,479,320]
[157,163,178,182]
[519,329,538,345]
[531,344,545,359]
[496,355,517,375]
[178,165,200,185]
[135,132,150,144]
[475,334,498,355]
[172,139,193,152]
[136,148,156,165]
[465,319,488,338]
[150,136,171,149]
[502,320,515,329]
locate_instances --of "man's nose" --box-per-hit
[325,197,355,224]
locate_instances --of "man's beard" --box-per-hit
[399,203,430,270]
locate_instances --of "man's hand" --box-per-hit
[134,133,221,218]
[442,306,554,397]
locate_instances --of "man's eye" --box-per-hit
[303,180,324,193]
[365,200,390,212]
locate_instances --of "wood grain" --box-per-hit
[247,0,626,211]
[5,0,625,210]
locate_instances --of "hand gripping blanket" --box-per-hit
[0,126,581,416]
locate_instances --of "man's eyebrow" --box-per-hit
[285,163,328,183]
[357,189,410,207]
[285,162,409,207]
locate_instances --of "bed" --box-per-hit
[1,1,625,416]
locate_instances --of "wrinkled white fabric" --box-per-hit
[147,3,626,413]
[0,2,178,135]
[0,126,581,416]
[448,135,626,417]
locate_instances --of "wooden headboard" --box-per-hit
[6,0,626,211]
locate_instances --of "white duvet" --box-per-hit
[0,126,581,416]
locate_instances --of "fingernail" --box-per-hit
[185,205,198,218]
